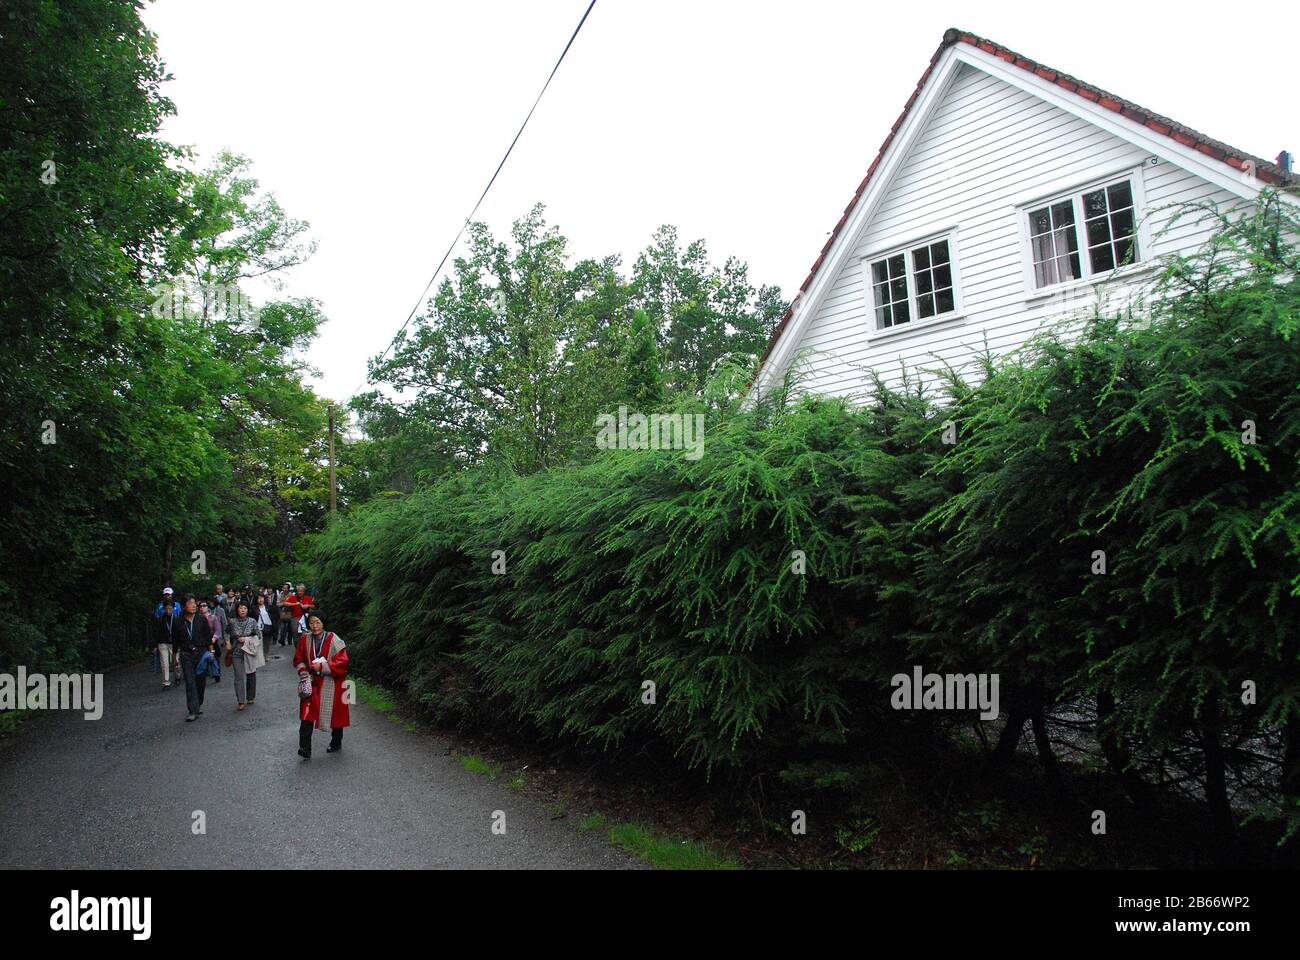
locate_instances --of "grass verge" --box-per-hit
[457,753,502,779]
[605,822,741,870]
[351,677,396,714]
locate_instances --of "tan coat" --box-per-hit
[240,633,266,672]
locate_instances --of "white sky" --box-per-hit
[142,0,1296,404]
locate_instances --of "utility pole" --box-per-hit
[327,402,337,518]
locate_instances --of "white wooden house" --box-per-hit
[751,28,1296,400]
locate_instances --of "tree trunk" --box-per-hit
[161,533,174,588]
[985,706,1026,775]
[1281,712,1300,801]
[1201,691,1234,841]
[1031,707,1065,795]
[1096,689,1152,810]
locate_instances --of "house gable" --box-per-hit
[753,29,1293,400]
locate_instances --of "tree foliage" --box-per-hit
[0,1,333,670]
[348,208,788,487]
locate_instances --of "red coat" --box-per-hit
[294,631,350,729]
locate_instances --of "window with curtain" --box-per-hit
[1025,177,1140,290]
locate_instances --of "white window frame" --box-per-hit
[1015,168,1150,295]
[862,230,965,336]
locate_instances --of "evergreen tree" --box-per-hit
[621,308,663,409]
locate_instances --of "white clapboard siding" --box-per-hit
[776,62,1248,402]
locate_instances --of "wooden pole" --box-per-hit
[328,402,337,517]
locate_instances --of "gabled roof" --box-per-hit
[755,27,1297,375]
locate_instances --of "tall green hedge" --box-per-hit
[316,194,1300,841]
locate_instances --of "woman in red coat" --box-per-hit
[294,610,350,759]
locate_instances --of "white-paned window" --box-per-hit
[1025,177,1140,289]
[867,235,960,331]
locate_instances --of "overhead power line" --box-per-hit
[347,0,598,404]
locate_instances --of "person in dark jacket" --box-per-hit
[172,593,214,721]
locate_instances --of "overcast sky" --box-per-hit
[142,0,1296,404]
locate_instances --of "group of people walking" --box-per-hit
[152,582,349,758]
